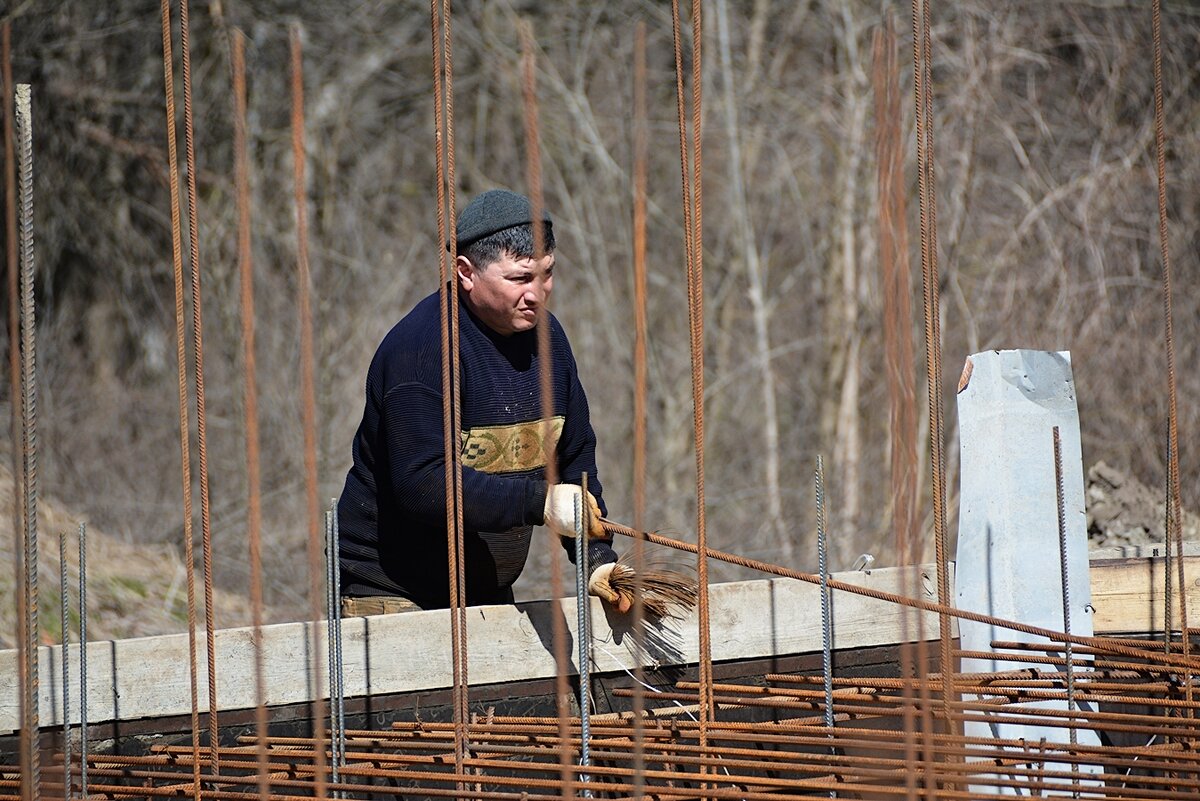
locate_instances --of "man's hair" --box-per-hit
[461,223,555,270]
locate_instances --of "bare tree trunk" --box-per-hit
[715,0,786,559]
[831,2,868,555]
[872,15,919,565]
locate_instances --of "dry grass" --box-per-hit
[0,460,268,646]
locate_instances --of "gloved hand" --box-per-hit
[588,562,633,613]
[543,483,605,540]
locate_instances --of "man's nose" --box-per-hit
[527,278,550,302]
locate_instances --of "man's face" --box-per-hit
[457,250,555,336]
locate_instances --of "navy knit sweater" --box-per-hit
[337,290,616,608]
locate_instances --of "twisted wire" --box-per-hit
[158,3,202,793]
[177,0,220,762]
[288,24,329,798]
[16,81,41,801]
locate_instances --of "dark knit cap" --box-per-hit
[453,189,553,249]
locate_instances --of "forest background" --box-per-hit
[1,0,1198,641]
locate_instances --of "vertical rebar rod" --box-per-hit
[178,0,219,761]
[59,533,71,801]
[1052,427,1080,795]
[630,21,649,801]
[324,508,339,793]
[288,23,330,798]
[332,500,345,781]
[16,81,40,801]
[912,0,955,755]
[430,1,467,786]
[324,506,338,796]
[518,22,573,801]
[1151,0,1192,701]
[687,0,713,756]
[439,0,468,760]
[231,31,269,801]
[671,0,713,753]
[77,522,87,801]
[576,474,592,797]
[816,456,836,799]
[1,39,30,801]
[3,29,29,801]
[157,1,202,795]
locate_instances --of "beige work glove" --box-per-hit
[543,483,605,540]
[588,562,633,614]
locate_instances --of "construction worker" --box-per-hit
[336,189,631,616]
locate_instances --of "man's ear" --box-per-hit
[455,254,475,291]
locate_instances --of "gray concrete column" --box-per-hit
[956,349,1100,792]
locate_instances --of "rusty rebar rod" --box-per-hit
[157,0,202,795]
[178,0,220,762]
[230,30,269,801]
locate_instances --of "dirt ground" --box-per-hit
[0,461,265,647]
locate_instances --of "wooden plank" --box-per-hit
[14,549,1200,733]
[1089,554,1200,635]
[0,563,949,732]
